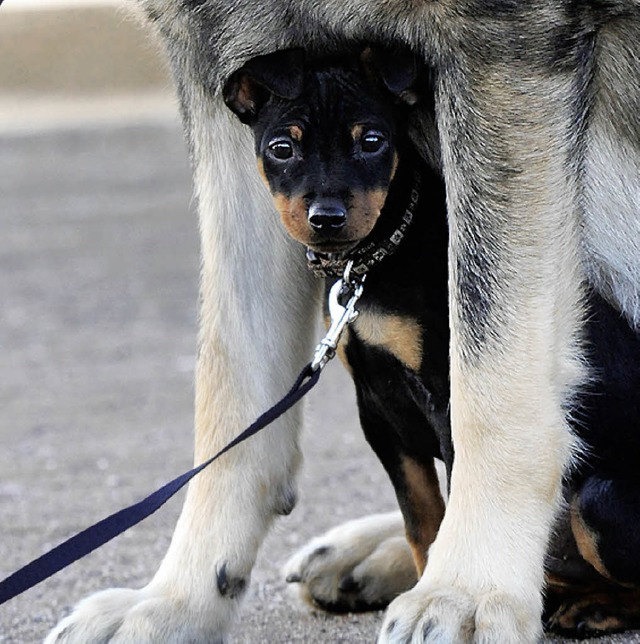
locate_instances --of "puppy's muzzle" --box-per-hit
[308,200,347,235]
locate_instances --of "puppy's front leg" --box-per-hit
[46,88,319,643]
[381,29,587,644]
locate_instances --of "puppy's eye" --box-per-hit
[268,139,294,160]
[361,131,386,154]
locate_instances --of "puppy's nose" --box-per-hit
[308,201,347,233]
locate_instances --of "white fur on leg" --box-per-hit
[46,81,319,644]
[379,45,586,644]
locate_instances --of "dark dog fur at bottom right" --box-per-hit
[225,48,640,639]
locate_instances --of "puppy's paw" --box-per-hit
[283,512,417,612]
[545,588,640,639]
[45,585,228,643]
[379,585,541,644]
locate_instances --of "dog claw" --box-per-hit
[338,574,361,593]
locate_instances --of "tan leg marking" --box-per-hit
[401,456,446,574]
[353,310,422,371]
[570,499,611,580]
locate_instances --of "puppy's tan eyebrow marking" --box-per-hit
[350,124,364,141]
[287,125,303,141]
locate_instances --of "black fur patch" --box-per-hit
[216,563,247,599]
[274,484,297,516]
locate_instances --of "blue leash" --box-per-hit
[0,364,319,606]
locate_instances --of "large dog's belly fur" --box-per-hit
[46,1,640,643]
[582,18,640,326]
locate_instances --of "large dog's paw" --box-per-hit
[283,512,417,612]
[378,585,541,644]
[44,585,228,643]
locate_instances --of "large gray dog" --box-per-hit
[47,1,639,642]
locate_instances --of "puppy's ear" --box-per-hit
[361,47,422,106]
[223,49,305,124]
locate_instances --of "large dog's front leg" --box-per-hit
[381,47,587,643]
[46,81,319,642]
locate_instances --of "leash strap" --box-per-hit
[0,363,320,606]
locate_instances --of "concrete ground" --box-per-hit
[0,3,638,643]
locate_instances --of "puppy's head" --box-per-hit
[223,48,420,254]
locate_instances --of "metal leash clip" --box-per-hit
[311,260,366,372]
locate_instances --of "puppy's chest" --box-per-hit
[341,262,443,375]
[350,304,423,372]
[332,268,450,414]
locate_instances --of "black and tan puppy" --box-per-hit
[224,48,640,638]
[224,47,451,573]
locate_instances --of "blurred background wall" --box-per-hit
[0,0,173,130]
